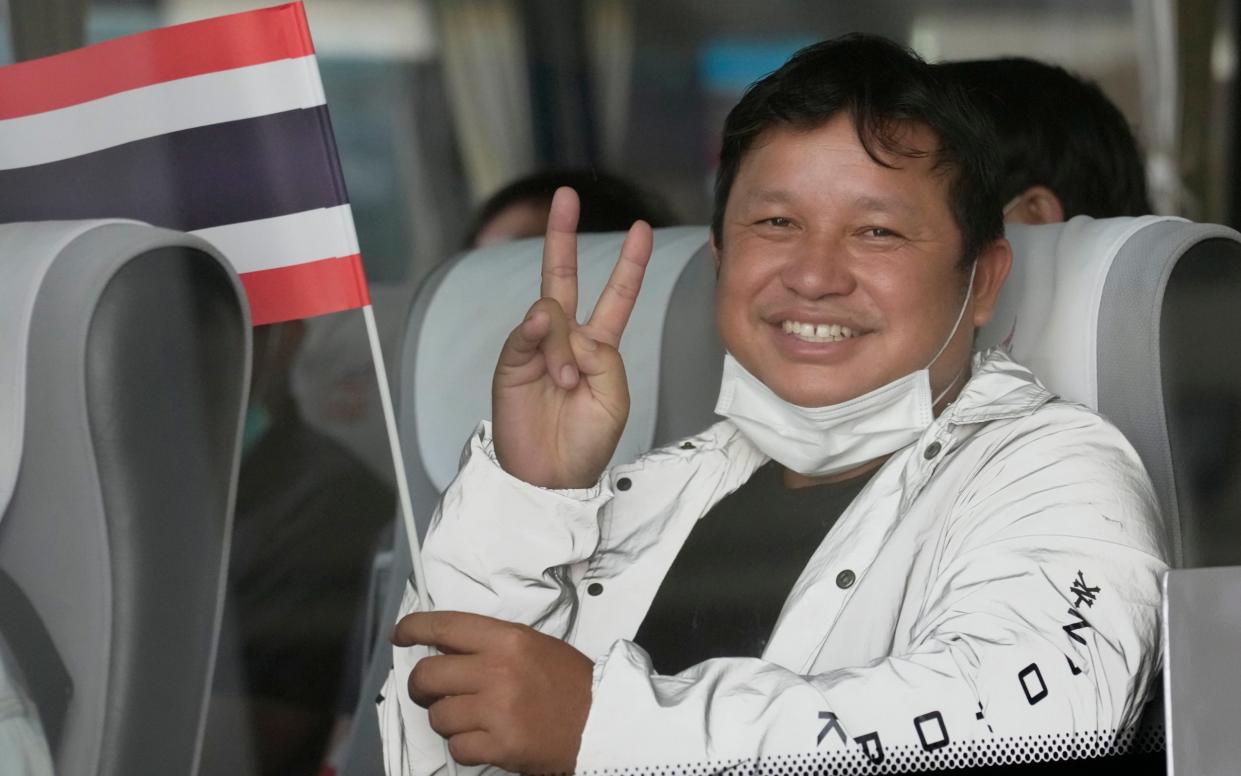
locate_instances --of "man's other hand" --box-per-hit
[393,611,595,774]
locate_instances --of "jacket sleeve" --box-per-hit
[575,411,1168,773]
[378,421,613,776]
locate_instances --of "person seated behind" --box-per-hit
[378,35,1167,775]
[464,168,677,249]
[938,57,1153,224]
[216,321,395,775]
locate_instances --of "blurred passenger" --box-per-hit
[221,321,394,776]
[939,57,1152,224]
[465,168,676,248]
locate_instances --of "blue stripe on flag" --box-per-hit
[0,106,348,231]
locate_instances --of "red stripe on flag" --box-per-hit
[240,254,370,326]
[0,3,315,120]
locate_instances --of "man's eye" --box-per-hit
[863,227,901,239]
[760,217,793,228]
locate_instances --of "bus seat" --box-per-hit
[986,215,1241,571]
[0,221,250,776]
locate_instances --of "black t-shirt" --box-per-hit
[633,460,873,675]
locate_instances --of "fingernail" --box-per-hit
[560,364,578,385]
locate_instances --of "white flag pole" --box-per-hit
[362,303,427,601]
[361,303,459,776]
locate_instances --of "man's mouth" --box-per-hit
[781,319,863,343]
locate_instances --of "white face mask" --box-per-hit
[715,264,976,477]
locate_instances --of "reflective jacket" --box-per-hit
[378,349,1168,774]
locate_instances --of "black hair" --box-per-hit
[465,169,676,249]
[938,57,1152,217]
[712,34,1004,267]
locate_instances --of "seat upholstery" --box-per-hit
[0,221,250,776]
[985,215,1241,570]
[401,226,720,528]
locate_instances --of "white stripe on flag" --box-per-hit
[0,55,326,170]
[190,205,360,274]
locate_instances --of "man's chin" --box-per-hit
[762,371,879,409]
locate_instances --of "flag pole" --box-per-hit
[361,303,459,776]
[361,304,427,604]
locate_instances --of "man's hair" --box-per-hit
[465,169,676,249]
[712,34,1004,266]
[938,57,1152,217]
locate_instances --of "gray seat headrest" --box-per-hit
[408,226,711,493]
[0,219,139,520]
[981,215,1185,408]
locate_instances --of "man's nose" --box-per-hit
[780,235,856,299]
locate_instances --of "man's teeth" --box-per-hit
[781,320,859,342]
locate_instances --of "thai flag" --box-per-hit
[0,2,369,326]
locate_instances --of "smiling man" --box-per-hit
[378,35,1167,775]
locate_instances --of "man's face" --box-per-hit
[714,113,1003,407]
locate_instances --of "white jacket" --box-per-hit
[378,349,1168,774]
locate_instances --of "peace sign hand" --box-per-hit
[492,187,654,489]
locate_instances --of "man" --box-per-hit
[938,58,1152,224]
[378,35,1166,774]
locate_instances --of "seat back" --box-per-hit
[0,221,250,776]
[984,216,1241,570]
[1162,565,1241,773]
[398,226,720,532]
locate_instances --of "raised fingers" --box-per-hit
[540,187,580,320]
[586,220,654,345]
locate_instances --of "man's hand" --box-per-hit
[394,611,595,774]
[492,187,654,488]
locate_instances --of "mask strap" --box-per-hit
[1002,195,1023,218]
[932,363,969,407]
[926,261,978,369]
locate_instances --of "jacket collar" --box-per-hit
[941,347,1056,426]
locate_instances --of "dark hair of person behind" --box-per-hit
[464,169,676,249]
[938,57,1152,218]
[712,34,1004,267]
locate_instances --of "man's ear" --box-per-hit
[1004,185,1066,225]
[970,238,1013,329]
